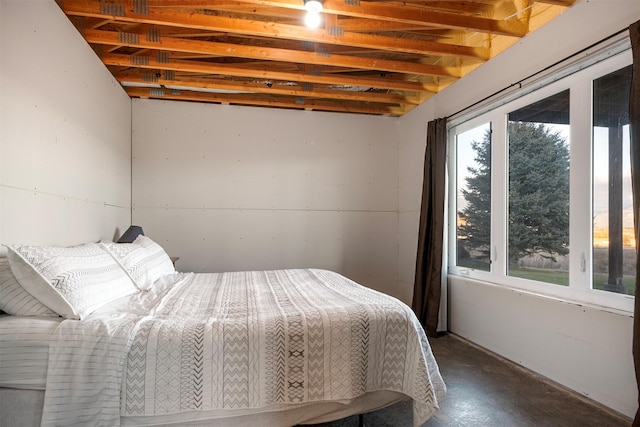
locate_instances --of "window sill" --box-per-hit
[447,273,634,318]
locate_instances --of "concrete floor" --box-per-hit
[307,333,632,427]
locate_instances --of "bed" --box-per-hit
[0,236,446,427]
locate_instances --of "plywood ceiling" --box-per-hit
[58,0,576,116]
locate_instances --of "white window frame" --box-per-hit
[447,36,634,314]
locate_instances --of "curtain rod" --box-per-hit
[446,27,630,122]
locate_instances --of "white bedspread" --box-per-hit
[41,269,445,426]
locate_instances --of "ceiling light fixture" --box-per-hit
[304,0,323,13]
[303,0,323,28]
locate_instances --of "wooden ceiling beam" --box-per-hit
[117,72,421,105]
[86,29,461,77]
[153,0,496,15]
[61,1,490,59]
[336,18,452,33]
[381,1,495,15]
[212,0,528,36]
[125,86,406,115]
[534,0,575,6]
[181,3,303,19]
[138,0,527,36]
[102,53,439,93]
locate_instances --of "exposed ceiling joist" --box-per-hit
[86,29,464,77]
[58,0,575,116]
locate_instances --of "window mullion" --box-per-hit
[569,79,593,292]
[491,114,508,278]
[447,130,458,272]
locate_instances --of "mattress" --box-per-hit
[0,315,61,389]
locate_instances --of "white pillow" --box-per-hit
[100,235,175,291]
[0,258,58,317]
[7,243,139,319]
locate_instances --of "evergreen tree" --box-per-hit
[458,122,570,268]
[458,129,491,264]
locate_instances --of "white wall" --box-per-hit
[0,0,132,249]
[132,100,402,299]
[397,0,640,418]
[450,278,635,417]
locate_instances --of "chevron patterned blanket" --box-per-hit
[41,269,445,426]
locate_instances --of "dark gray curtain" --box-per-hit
[630,19,640,427]
[412,117,447,338]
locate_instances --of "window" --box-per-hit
[448,38,634,313]
[592,65,635,297]
[456,123,492,272]
[507,91,570,286]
